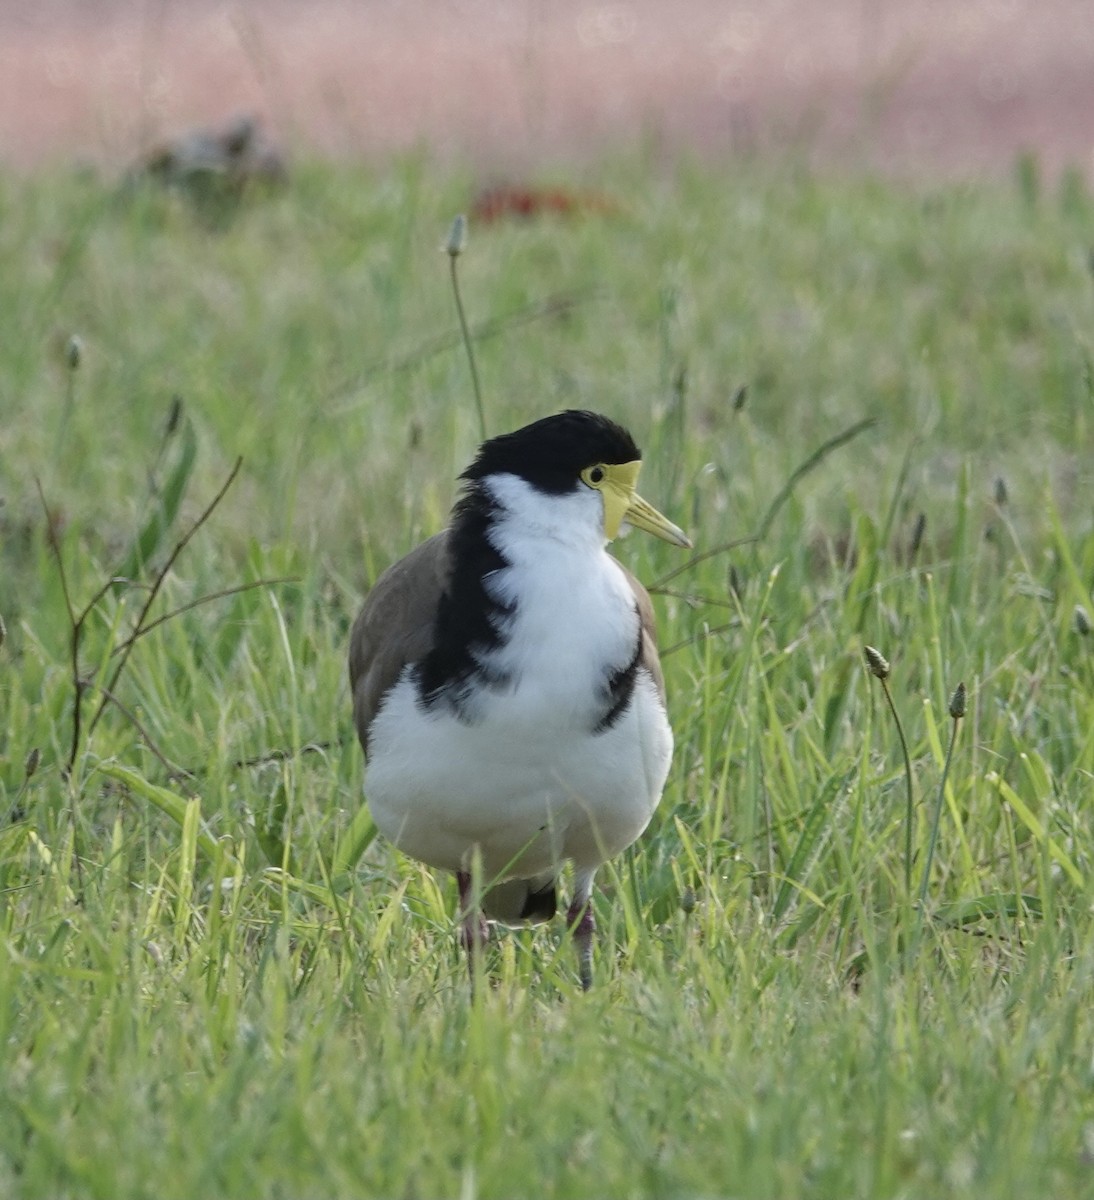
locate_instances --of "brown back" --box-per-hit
[348,531,451,753]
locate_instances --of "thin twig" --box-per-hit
[87,457,243,742]
[231,740,337,769]
[647,419,874,599]
[87,681,195,781]
[110,576,299,656]
[756,417,877,541]
[35,478,75,626]
[661,619,745,658]
[646,586,737,610]
[447,216,487,441]
[647,536,758,591]
[917,683,967,918]
[647,422,878,662]
[57,574,134,777]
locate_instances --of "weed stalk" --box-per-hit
[864,645,915,895]
[38,428,246,782]
[55,334,82,456]
[86,457,244,745]
[917,682,967,916]
[445,214,487,441]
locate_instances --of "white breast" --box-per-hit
[364,474,673,882]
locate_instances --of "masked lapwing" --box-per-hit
[349,410,690,989]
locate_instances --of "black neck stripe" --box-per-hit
[594,609,643,734]
[415,482,514,716]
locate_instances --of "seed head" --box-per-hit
[24,747,40,780]
[64,334,83,371]
[948,681,967,720]
[864,645,890,680]
[908,511,927,561]
[445,213,467,258]
[993,476,1008,506]
[165,395,183,435]
[1074,605,1092,637]
[728,564,743,599]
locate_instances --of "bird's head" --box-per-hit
[461,410,692,549]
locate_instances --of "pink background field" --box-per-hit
[2,0,1093,178]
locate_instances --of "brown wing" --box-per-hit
[348,531,451,754]
[614,558,666,705]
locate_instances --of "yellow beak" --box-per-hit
[601,461,692,548]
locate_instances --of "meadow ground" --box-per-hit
[2,154,1094,1198]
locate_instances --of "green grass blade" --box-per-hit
[113,412,198,584]
[771,769,850,923]
[987,770,1084,889]
[96,762,234,870]
[332,799,378,878]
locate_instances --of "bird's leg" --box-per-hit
[456,869,490,986]
[566,870,597,991]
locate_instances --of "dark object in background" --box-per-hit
[130,115,287,203]
[471,183,621,224]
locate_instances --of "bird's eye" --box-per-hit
[583,465,606,487]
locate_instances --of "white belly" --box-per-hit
[365,670,672,879]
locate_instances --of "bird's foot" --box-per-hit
[458,912,491,955]
[457,870,491,989]
[566,896,596,992]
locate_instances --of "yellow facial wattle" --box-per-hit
[581,460,692,548]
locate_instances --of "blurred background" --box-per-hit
[2,0,1093,179]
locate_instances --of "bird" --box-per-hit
[348,410,690,989]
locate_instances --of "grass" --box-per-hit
[2,151,1094,1198]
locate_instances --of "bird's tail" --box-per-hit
[482,874,558,925]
